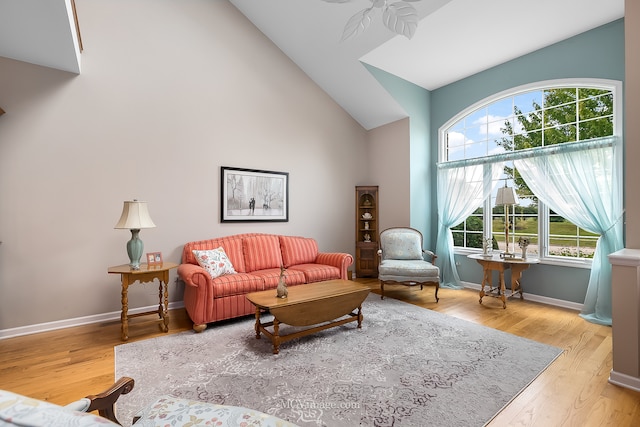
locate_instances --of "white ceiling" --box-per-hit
[0,0,81,74]
[0,0,624,129]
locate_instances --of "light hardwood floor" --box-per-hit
[1,278,639,426]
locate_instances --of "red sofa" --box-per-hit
[178,233,354,332]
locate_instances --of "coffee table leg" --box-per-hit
[272,318,280,354]
[357,305,363,328]
[254,308,261,339]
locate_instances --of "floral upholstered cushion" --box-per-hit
[381,229,423,260]
[133,395,299,427]
[0,389,118,426]
[192,248,237,279]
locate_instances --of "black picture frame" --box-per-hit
[221,166,289,222]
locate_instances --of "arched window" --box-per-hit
[438,79,622,267]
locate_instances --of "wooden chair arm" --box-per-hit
[84,376,135,425]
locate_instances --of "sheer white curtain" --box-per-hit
[436,163,503,288]
[514,144,623,325]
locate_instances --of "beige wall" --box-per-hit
[626,0,640,247]
[0,0,371,332]
[367,118,411,232]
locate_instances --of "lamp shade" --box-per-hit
[495,186,518,206]
[114,200,156,229]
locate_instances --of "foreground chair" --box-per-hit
[377,227,440,302]
[0,377,298,426]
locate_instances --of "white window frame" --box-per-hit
[439,78,622,269]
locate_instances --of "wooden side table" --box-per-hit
[468,254,539,308]
[108,262,178,341]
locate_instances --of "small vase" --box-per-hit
[521,248,527,259]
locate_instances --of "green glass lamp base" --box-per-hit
[126,229,144,270]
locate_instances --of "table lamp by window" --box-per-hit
[114,200,156,270]
[495,184,518,257]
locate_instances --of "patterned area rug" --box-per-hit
[115,294,562,427]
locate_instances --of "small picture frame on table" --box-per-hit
[146,252,163,266]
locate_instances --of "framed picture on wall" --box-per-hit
[221,166,289,222]
[146,252,163,266]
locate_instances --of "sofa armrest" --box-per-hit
[315,252,354,280]
[178,263,211,289]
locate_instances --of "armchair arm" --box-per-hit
[423,249,437,265]
[83,376,135,425]
[316,252,354,280]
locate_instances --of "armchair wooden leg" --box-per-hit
[84,377,135,425]
[380,282,385,299]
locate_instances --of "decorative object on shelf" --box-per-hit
[114,200,156,270]
[276,265,288,298]
[482,237,492,257]
[221,166,289,223]
[364,221,370,230]
[495,182,518,258]
[362,212,373,220]
[364,233,371,242]
[518,237,530,260]
[363,198,372,207]
[325,0,421,41]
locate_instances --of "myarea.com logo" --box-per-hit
[281,399,361,410]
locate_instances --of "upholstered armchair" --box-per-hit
[377,227,440,302]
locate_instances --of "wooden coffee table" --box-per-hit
[245,279,370,354]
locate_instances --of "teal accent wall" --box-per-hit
[369,18,624,304]
[364,64,435,248]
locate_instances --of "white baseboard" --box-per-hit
[461,281,585,312]
[0,301,185,340]
[609,370,640,392]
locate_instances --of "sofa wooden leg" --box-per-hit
[193,324,207,333]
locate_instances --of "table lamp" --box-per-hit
[495,183,518,257]
[114,200,156,270]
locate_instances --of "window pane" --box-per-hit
[543,88,576,108]
[514,90,542,115]
[549,214,599,259]
[544,103,576,127]
[488,98,513,117]
[579,92,613,120]
[544,123,577,145]
[579,117,613,140]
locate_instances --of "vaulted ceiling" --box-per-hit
[0,0,625,129]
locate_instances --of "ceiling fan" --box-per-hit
[323,0,421,40]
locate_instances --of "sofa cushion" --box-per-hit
[279,236,318,268]
[242,235,283,272]
[211,273,264,298]
[378,259,440,280]
[192,248,237,279]
[250,268,306,290]
[289,264,341,283]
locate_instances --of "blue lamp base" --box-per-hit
[126,229,144,270]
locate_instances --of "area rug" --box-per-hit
[115,294,562,427]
